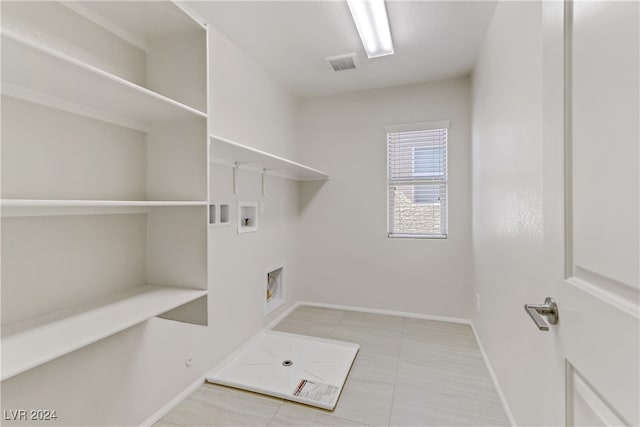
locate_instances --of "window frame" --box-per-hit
[385,120,450,239]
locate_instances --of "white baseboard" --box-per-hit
[139,375,205,427]
[470,321,517,427]
[265,300,303,330]
[297,300,471,325]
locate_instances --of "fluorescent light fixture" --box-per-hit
[347,0,394,58]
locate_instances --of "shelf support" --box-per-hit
[233,163,240,194]
[262,169,268,197]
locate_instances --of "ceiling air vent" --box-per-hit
[326,54,357,72]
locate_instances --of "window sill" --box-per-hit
[388,233,447,240]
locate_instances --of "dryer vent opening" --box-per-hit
[265,266,284,315]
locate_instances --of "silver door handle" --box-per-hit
[524,297,559,331]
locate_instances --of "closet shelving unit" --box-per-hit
[1,1,209,381]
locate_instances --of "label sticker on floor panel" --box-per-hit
[292,379,339,404]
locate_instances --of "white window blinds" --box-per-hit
[386,121,449,238]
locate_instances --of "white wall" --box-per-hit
[209,26,297,160]
[295,78,472,319]
[0,19,301,427]
[206,166,301,371]
[205,25,303,356]
[204,21,304,359]
[470,1,546,425]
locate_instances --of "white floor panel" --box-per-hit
[206,331,359,410]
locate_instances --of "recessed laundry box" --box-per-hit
[237,201,258,233]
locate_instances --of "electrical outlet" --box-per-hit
[476,294,481,313]
[185,353,193,367]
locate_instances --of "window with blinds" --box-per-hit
[386,121,449,238]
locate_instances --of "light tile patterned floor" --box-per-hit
[156,306,510,427]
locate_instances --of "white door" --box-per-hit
[542,1,639,425]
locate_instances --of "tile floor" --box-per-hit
[156,306,510,426]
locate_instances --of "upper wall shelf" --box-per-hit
[1,30,206,132]
[209,134,329,181]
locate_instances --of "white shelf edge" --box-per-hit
[209,134,329,182]
[1,284,208,381]
[2,29,207,126]
[0,200,208,217]
[1,200,208,207]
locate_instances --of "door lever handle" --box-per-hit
[524,297,559,331]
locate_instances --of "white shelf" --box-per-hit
[66,1,207,52]
[1,284,207,381]
[209,134,329,181]
[1,30,207,132]
[1,200,208,217]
